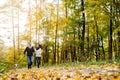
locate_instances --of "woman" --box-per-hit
[35,44,43,68]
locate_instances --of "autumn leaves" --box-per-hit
[1,63,120,80]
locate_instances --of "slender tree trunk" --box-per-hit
[93,35,96,61]
[117,31,120,59]
[73,28,76,62]
[33,0,38,66]
[78,21,81,61]
[94,17,98,61]
[11,0,16,67]
[108,1,113,60]
[81,0,85,59]
[64,48,68,63]
[114,39,117,59]
[18,0,20,55]
[61,44,64,63]
[94,15,100,61]
[70,45,73,62]
[54,0,59,64]
[101,36,105,60]
[78,31,80,61]
[95,45,98,61]
[63,0,68,63]
[96,25,100,61]
[45,45,49,63]
[29,0,31,42]
[87,27,90,60]
[73,27,76,61]
[57,41,59,64]
[36,0,38,43]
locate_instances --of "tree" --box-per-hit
[108,0,113,60]
[80,0,86,61]
[17,0,20,55]
[54,0,59,64]
[11,0,16,67]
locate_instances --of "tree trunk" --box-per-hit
[108,1,113,60]
[101,36,105,60]
[94,15,100,61]
[62,0,68,63]
[18,0,20,55]
[78,6,81,62]
[70,45,74,62]
[33,0,38,66]
[87,27,90,60]
[61,45,64,63]
[57,41,59,64]
[117,31,120,59]
[65,49,68,62]
[11,0,16,67]
[54,0,59,64]
[53,44,55,64]
[45,45,49,63]
[36,0,38,43]
[73,28,76,62]
[29,0,31,42]
[81,0,85,59]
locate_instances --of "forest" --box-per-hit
[0,0,120,79]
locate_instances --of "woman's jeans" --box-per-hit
[27,55,32,69]
[36,57,41,68]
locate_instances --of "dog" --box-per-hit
[14,64,18,69]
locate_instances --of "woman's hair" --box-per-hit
[36,44,42,50]
[39,44,43,49]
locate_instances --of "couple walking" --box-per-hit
[24,42,43,69]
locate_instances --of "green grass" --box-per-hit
[41,59,120,68]
[0,62,7,73]
[1,59,120,73]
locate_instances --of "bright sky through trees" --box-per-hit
[0,0,53,46]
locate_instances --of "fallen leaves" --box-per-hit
[0,63,120,80]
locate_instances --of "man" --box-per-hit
[24,42,35,69]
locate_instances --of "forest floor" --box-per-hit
[0,63,120,80]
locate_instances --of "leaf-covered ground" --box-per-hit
[0,63,120,80]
